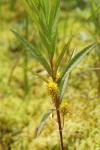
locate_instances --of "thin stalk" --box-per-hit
[63,115,65,128]
[24,13,29,98]
[49,48,64,149]
[55,96,64,150]
[50,59,54,79]
[98,52,100,94]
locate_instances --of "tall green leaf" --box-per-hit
[54,37,73,75]
[50,0,60,58]
[39,18,51,43]
[39,0,49,21]
[36,109,55,138]
[22,0,39,26]
[20,66,49,83]
[51,0,60,40]
[59,43,96,83]
[39,31,52,58]
[11,29,52,75]
[44,0,50,22]
[31,0,39,16]
[59,48,76,102]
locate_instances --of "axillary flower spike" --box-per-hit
[47,81,58,98]
[60,102,70,116]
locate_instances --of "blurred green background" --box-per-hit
[0,0,100,149]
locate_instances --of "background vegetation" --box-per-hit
[0,0,100,149]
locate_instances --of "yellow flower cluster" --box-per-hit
[60,102,70,115]
[47,81,58,98]
[47,71,60,98]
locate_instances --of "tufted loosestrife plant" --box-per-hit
[11,0,96,149]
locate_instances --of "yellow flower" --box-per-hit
[60,102,70,115]
[47,81,58,98]
[55,71,60,82]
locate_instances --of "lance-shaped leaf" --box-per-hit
[44,0,50,21]
[59,48,76,102]
[20,66,49,83]
[54,37,73,75]
[51,0,60,39]
[11,29,52,75]
[50,0,60,58]
[39,18,51,43]
[36,109,55,138]
[31,0,39,16]
[22,0,38,26]
[39,31,52,59]
[49,0,60,32]
[39,0,49,21]
[59,75,69,103]
[59,43,96,83]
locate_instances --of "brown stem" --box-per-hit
[55,97,64,150]
[50,58,64,149]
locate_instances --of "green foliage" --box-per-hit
[11,29,52,75]
[54,37,73,76]
[1,0,99,149]
[36,109,55,138]
[59,48,76,101]
[59,44,95,83]
[23,0,60,60]
[20,65,49,83]
[11,1,96,143]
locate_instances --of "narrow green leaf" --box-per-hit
[49,0,60,30]
[31,0,39,16]
[59,75,69,102]
[49,2,55,30]
[51,0,60,58]
[11,29,52,75]
[22,0,38,26]
[54,37,73,75]
[39,31,52,58]
[51,0,60,40]
[39,18,51,43]
[59,48,75,102]
[59,43,96,83]
[20,66,49,83]
[36,109,55,138]
[44,0,50,21]
[40,0,49,20]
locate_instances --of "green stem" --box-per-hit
[24,13,29,97]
